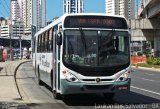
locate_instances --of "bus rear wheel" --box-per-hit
[103,93,115,100]
[53,90,61,99]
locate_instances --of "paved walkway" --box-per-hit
[0,61,15,76]
[0,60,30,103]
[132,65,160,72]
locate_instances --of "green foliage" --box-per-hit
[146,57,160,65]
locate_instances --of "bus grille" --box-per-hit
[82,79,113,82]
[85,85,112,90]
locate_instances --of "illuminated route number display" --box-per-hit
[64,16,128,29]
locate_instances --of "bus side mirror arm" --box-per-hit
[56,32,62,45]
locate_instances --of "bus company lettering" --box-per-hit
[42,54,45,58]
[42,60,50,67]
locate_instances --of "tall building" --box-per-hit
[10,0,23,20]
[22,0,32,28]
[128,0,135,19]
[0,17,24,38]
[63,0,84,13]
[10,0,46,34]
[23,0,46,32]
[105,0,135,19]
[37,0,46,30]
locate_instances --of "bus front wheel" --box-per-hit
[53,90,61,99]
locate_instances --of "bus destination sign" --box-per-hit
[64,16,128,29]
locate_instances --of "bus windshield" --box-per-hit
[63,30,130,68]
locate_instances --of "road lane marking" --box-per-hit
[144,73,154,76]
[141,77,155,82]
[132,75,160,83]
[131,86,160,96]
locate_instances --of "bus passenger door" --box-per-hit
[53,25,62,96]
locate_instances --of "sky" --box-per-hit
[0,0,142,21]
[0,0,105,21]
[47,0,105,21]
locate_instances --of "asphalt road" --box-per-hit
[15,62,160,109]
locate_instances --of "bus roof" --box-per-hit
[34,13,127,37]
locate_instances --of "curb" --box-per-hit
[132,66,160,72]
[0,59,32,102]
[14,60,32,99]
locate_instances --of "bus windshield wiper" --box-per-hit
[79,28,87,54]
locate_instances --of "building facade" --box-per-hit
[10,0,23,21]
[22,0,46,32]
[63,0,84,13]
[105,0,135,19]
[22,0,32,29]
[10,0,46,34]
[0,21,24,38]
[0,17,10,37]
[142,0,151,7]
[0,17,8,26]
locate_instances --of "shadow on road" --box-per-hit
[61,91,160,106]
[115,92,160,104]
[41,81,160,106]
[0,102,29,109]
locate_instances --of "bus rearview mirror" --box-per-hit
[57,32,62,45]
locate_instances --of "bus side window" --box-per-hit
[33,37,35,53]
[47,31,49,52]
[38,35,41,53]
[40,35,42,52]
[44,31,48,52]
[42,33,45,52]
[48,29,53,52]
[41,34,43,52]
[37,36,39,53]
[51,28,54,51]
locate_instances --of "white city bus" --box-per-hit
[32,13,131,99]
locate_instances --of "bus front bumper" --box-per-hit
[60,78,131,95]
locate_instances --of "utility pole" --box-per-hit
[18,19,22,59]
[9,33,13,61]
[31,25,36,58]
[9,23,13,61]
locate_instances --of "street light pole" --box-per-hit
[9,33,13,60]
[18,20,22,59]
[9,22,13,61]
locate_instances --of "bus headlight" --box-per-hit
[62,71,80,82]
[116,71,130,82]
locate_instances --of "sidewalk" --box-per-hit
[0,61,11,71]
[132,65,160,72]
[0,60,30,103]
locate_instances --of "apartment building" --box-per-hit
[64,0,84,13]
[10,0,46,34]
[105,0,135,19]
